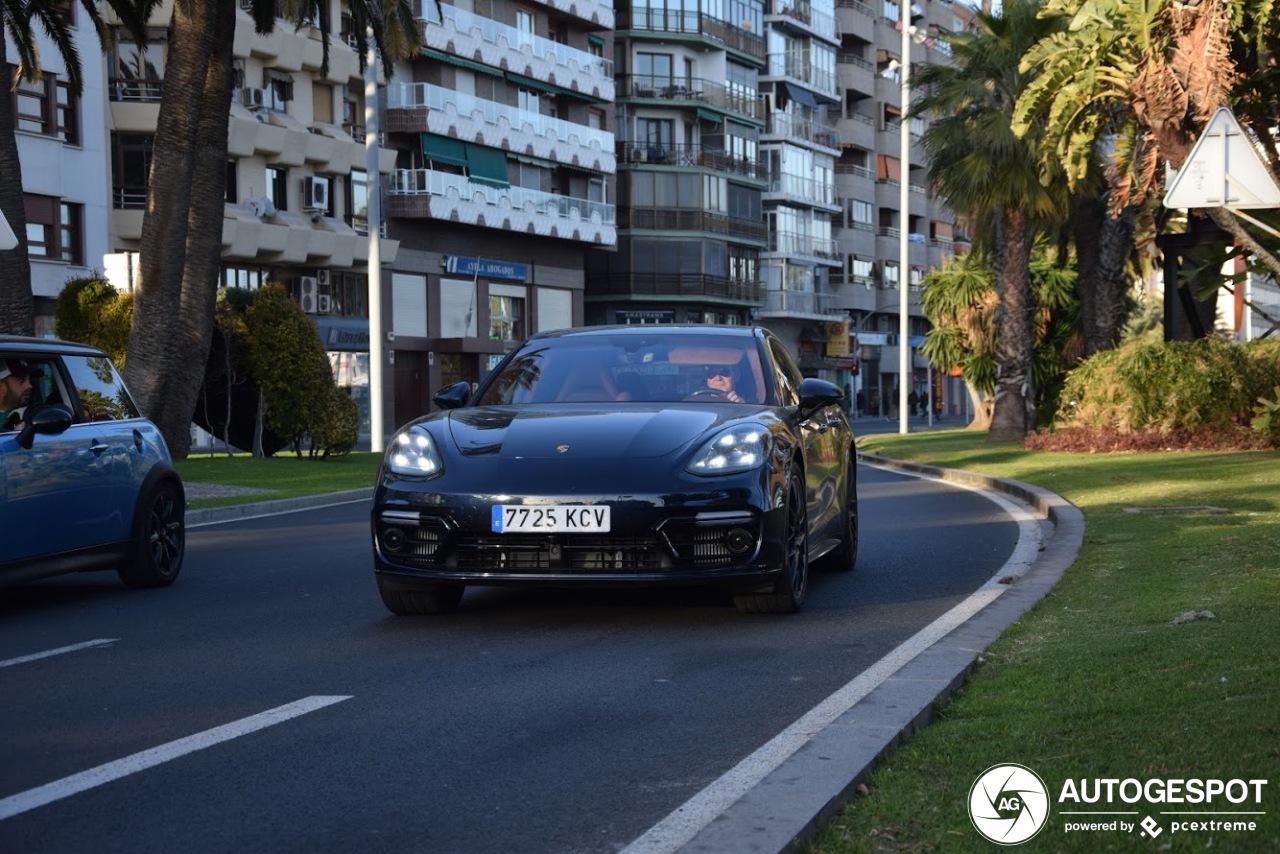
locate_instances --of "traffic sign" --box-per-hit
[0,209,15,250]
[1164,107,1280,209]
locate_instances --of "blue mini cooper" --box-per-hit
[0,335,185,588]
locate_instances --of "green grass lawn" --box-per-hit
[811,431,1280,852]
[174,451,383,508]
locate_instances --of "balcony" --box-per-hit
[617,142,767,182]
[386,168,616,246]
[765,53,838,102]
[767,111,840,152]
[414,0,611,28]
[586,272,763,303]
[416,4,614,101]
[616,9,766,62]
[618,75,766,123]
[618,207,768,242]
[834,0,875,41]
[766,0,838,42]
[386,82,615,174]
[764,172,840,210]
[836,111,875,149]
[766,229,839,262]
[755,288,844,319]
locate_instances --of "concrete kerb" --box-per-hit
[185,487,374,527]
[679,453,1085,854]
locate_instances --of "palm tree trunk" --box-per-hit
[988,205,1036,442]
[1072,193,1104,356]
[0,38,36,336]
[1096,205,1135,350]
[126,0,236,457]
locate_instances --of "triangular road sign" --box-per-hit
[0,209,16,251]
[1164,107,1280,209]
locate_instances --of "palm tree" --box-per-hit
[124,0,420,456]
[912,0,1068,441]
[1015,0,1280,281]
[0,0,156,335]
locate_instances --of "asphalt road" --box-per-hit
[0,464,1021,853]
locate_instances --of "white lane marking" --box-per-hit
[0,639,118,670]
[622,466,1043,854]
[0,695,351,821]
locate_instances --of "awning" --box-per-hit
[466,143,510,188]
[696,107,722,124]
[422,133,468,167]
[587,34,605,47]
[507,72,559,96]
[423,48,503,78]
[783,82,820,108]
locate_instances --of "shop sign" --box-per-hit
[446,256,529,282]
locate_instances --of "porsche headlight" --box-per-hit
[387,426,444,477]
[687,425,769,476]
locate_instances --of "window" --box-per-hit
[111,29,165,102]
[850,199,873,228]
[226,160,238,203]
[10,66,79,143]
[23,196,85,264]
[489,291,526,343]
[220,267,268,290]
[62,354,139,422]
[635,53,673,93]
[348,170,368,233]
[267,167,287,212]
[111,134,154,208]
[265,71,294,112]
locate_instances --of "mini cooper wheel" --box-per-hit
[735,471,808,614]
[377,576,465,615]
[118,479,185,588]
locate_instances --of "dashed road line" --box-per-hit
[0,639,117,670]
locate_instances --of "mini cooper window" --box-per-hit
[61,354,140,421]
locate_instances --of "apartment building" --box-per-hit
[832,0,973,415]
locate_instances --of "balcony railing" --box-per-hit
[618,75,765,121]
[617,142,766,181]
[766,53,838,100]
[768,229,839,259]
[416,3,613,83]
[619,207,768,241]
[616,9,766,61]
[765,172,838,207]
[388,168,615,224]
[769,112,839,149]
[768,0,837,39]
[586,272,764,303]
[386,82,614,152]
[109,78,163,102]
[757,289,843,316]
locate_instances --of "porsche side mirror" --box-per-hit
[797,377,843,420]
[432,381,473,410]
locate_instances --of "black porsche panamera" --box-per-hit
[371,325,857,614]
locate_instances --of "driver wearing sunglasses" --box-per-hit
[702,364,744,402]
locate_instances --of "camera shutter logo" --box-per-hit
[969,764,1051,845]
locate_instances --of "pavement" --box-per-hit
[181,452,1083,853]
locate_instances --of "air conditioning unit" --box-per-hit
[302,176,330,211]
[299,276,318,313]
[317,294,333,314]
[240,87,266,109]
[316,268,331,286]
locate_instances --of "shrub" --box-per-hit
[310,387,359,457]
[1040,336,1280,449]
[53,277,133,367]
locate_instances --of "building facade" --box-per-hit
[13,0,979,440]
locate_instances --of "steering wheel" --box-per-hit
[683,389,728,401]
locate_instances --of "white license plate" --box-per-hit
[492,505,611,533]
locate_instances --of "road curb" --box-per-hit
[678,454,1085,853]
[185,487,374,527]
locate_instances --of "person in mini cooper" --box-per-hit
[0,358,41,432]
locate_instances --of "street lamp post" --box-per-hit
[897,6,923,435]
[365,27,384,453]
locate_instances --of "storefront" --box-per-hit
[314,315,371,435]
